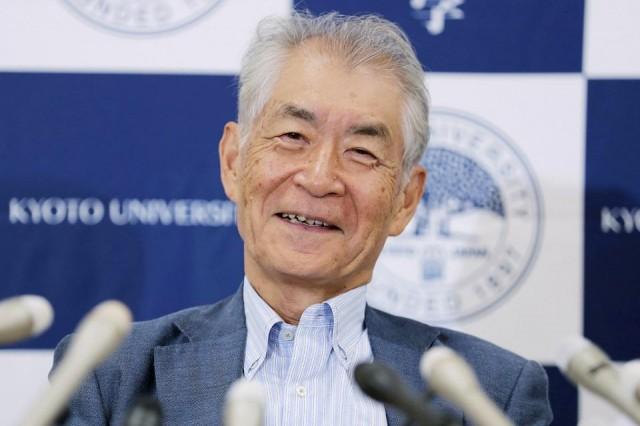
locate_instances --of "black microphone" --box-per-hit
[125,395,163,426]
[354,361,460,426]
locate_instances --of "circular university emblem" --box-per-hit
[371,109,543,323]
[63,0,223,34]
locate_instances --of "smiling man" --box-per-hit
[219,35,425,325]
[54,12,552,426]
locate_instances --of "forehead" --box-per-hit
[259,43,406,139]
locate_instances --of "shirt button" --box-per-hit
[295,385,307,397]
[282,330,295,341]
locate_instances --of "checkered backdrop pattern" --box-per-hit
[1,1,639,424]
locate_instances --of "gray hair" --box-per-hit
[238,12,429,176]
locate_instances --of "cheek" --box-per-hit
[238,147,293,214]
[352,177,399,236]
[239,147,269,194]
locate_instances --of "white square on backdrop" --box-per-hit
[0,351,53,426]
[370,73,585,364]
[584,0,640,77]
[0,0,292,75]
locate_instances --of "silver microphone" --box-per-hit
[19,300,132,426]
[556,336,640,424]
[420,346,513,426]
[0,295,53,345]
[224,378,265,426]
[622,360,640,403]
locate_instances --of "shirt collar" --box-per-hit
[323,284,367,367]
[243,278,282,378]
[242,277,368,376]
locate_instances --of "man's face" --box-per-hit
[220,43,425,291]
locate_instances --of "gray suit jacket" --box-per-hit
[53,289,552,425]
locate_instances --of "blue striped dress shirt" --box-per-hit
[242,278,388,425]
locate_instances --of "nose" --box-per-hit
[292,143,346,197]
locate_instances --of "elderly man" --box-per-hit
[54,12,552,425]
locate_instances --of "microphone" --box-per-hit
[224,378,265,426]
[354,361,460,426]
[125,395,163,426]
[420,347,513,426]
[19,300,133,426]
[622,360,640,403]
[0,295,54,345]
[556,336,640,424]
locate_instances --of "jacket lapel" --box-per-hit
[151,291,464,425]
[154,289,247,426]
[365,306,464,426]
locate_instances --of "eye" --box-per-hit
[279,132,305,143]
[273,132,309,150]
[352,148,374,157]
[349,147,378,163]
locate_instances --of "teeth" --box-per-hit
[280,213,331,228]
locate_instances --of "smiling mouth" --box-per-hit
[277,212,339,230]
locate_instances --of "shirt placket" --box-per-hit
[282,321,332,425]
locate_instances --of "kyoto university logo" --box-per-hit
[63,0,223,34]
[371,109,543,323]
[410,0,465,35]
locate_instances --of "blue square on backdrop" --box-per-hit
[0,72,243,348]
[585,79,640,360]
[545,367,578,426]
[296,0,584,72]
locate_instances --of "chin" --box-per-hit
[269,257,343,285]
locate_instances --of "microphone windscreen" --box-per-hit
[555,335,592,373]
[354,362,403,405]
[19,300,132,426]
[125,395,163,426]
[21,295,54,336]
[70,300,133,365]
[420,346,513,426]
[0,295,54,345]
[224,378,265,426]
[420,346,478,394]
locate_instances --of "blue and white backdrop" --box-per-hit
[1,1,639,424]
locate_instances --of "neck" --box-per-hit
[253,282,339,325]
[245,263,368,325]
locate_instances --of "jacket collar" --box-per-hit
[173,288,246,342]
[154,288,247,425]
[365,306,463,426]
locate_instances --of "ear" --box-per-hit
[388,165,427,236]
[219,121,242,203]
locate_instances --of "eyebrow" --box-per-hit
[348,123,391,142]
[275,103,391,144]
[276,104,316,123]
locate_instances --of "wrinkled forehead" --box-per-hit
[265,101,395,147]
[250,43,406,143]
